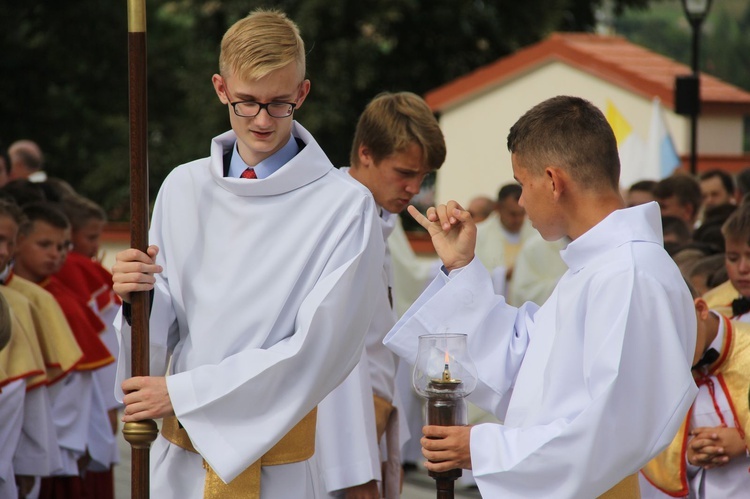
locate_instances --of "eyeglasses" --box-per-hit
[230,100,297,118]
[223,79,298,118]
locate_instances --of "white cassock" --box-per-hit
[316,169,403,497]
[46,371,94,475]
[86,371,117,471]
[384,202,698,498]
[507,233,568,307]
[94,300,122,412]
[90,298,122,468]
[13,386,62,477]
[115,123,384,499]
[0,379,25,499]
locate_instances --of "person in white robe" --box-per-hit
[316,91,446,498]
[383,95,698,498]
[473,184,535,280]
[13,203,117,488]
[0,379,26,499]
[0,293,30,499]
[0,203,63,497]
[507,232,568,306]
[111,10,384,499]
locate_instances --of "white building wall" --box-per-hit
[697,115,745,154]
[434,60,744,205]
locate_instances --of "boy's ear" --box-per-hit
[546,166,566,201]
[357,145,374,168]
[294,79,311,109]
[694,297,710,320]
[212,74,229,105]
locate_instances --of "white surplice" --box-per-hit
[46,371,92,475]
[13,386,63,477]
[115,122,384,498]
[0,379,25,499]
[384,202,698,498]
[89,298,121,468]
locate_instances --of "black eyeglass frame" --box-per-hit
[229,99,298,118]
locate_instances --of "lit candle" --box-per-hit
[442,350,452,382]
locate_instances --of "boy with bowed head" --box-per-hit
[316,91,445,498]
[111,8,384,499]
[384,95,698,498]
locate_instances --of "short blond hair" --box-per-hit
[219,9,305,82]
[350,92,445,171]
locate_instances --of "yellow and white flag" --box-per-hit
[606,100,648,189]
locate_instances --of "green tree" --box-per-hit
[615,1,750,150]
[1,0,656,219]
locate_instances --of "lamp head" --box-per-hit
[681,0,713,26]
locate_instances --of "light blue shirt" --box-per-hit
[228,134,299,179]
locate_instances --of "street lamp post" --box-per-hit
[678,0,713,175]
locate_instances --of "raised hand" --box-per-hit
[407,201,476,272]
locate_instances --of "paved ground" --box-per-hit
[114,427,481,498]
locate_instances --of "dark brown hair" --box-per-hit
[507,96,620,190]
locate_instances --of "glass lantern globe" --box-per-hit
[413,333,477,426]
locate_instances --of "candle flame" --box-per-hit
[442,350,451,382]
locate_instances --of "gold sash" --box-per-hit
[598,474,640,498]
[373,394,394,441]
[161,408,317,499]
[503,239,522,269]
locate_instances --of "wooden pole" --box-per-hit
[122,2,158,498]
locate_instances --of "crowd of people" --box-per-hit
[1,7,749,499]
[0,140,122,498]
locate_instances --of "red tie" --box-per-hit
[241,168,257,179]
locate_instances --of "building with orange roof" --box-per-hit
[425,32,750,205]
